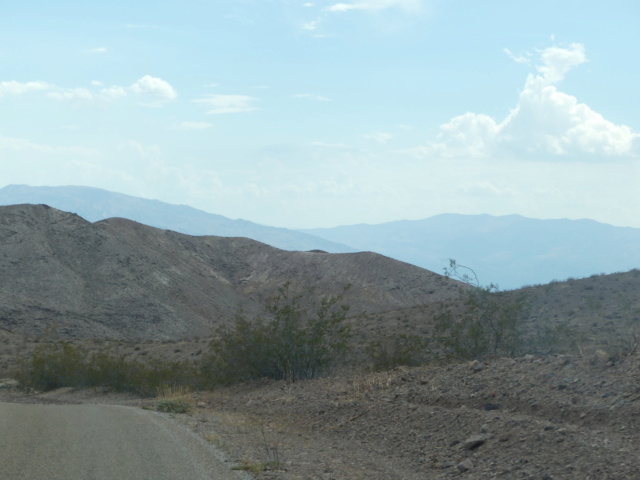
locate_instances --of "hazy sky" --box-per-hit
[1,1,638,228]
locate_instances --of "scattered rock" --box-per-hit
[469,360,484,373]
[462,434,487,450]
[0,379,19,390]
[457,459,474,472]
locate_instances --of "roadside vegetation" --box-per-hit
[433,260,581,360]
[14,282,354,395]
[14,341,201,396]
[13,272,587,396]
[202,281,353,384]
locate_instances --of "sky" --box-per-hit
[1,1,639,229]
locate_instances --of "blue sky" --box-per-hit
[1,0,639,228]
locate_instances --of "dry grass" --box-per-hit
[349,371,395,395]
[155,385,194,414]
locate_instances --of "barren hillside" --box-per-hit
[0,204,466,340]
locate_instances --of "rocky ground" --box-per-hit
[3,350,640,479]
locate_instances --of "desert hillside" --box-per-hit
[2,204,640,480]
[0,204,466,340]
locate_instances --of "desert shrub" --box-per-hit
[15,342,201,396]
[435,260,582,360]
[365,334,430,371]
[15,342,89,391]
[156,398,192,414]
[204,282,352,384]
[433,260,529,360]
[524,319,584,355]
[433,285,528,360]
[156,388,194,414]
[135,359,202,396]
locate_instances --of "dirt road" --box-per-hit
[0,402,250,480]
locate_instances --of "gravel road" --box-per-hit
[0,402,250,480]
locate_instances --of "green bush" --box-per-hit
[15,342,202,396]
[365,334,430,371]
[156,398,193,414]
[433,286,527,360]
[204,282,352,384]
[434,260,529,360]
[15,342,89,391]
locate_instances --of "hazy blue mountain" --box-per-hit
[302,214,640,290]
[4,185,638,290]
[0,185,355,253]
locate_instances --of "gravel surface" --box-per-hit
[170,352,640,479]
[3,351,640,479]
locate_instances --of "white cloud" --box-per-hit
[193,94,257,114]
[535,43,586,85]
[503,48,530,65]
[100,85,128,99]
[302,18,322,31]
[412,43,639,160]
[1,77,177,106]
[130,75,177,103]
[0,80,51,97]
[41,83,127,104]
[328,0,423,13]
[47,87,94,102]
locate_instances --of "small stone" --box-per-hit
[457,459,474,472]
[469,360,484,372]
[462,434,487,450]
[595,349,609,361]
[196,401,207,408]
[0,379,18,389]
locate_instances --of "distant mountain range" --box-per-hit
[0,185,354,254]
[302,215,640,289]
[2,184,639,289]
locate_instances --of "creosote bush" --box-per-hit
[433,285,528,360]
[15,341,201,396]
[433,259,579,360]
[204,282,352,384]
[365,334,430,371]
[15,283,354,393]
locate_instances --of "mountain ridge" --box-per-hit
[0,203,465,340]
[0,184,355,254]
[302,213,640,289]
[3,184,639,289]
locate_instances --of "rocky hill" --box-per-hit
[0,204,466,340]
